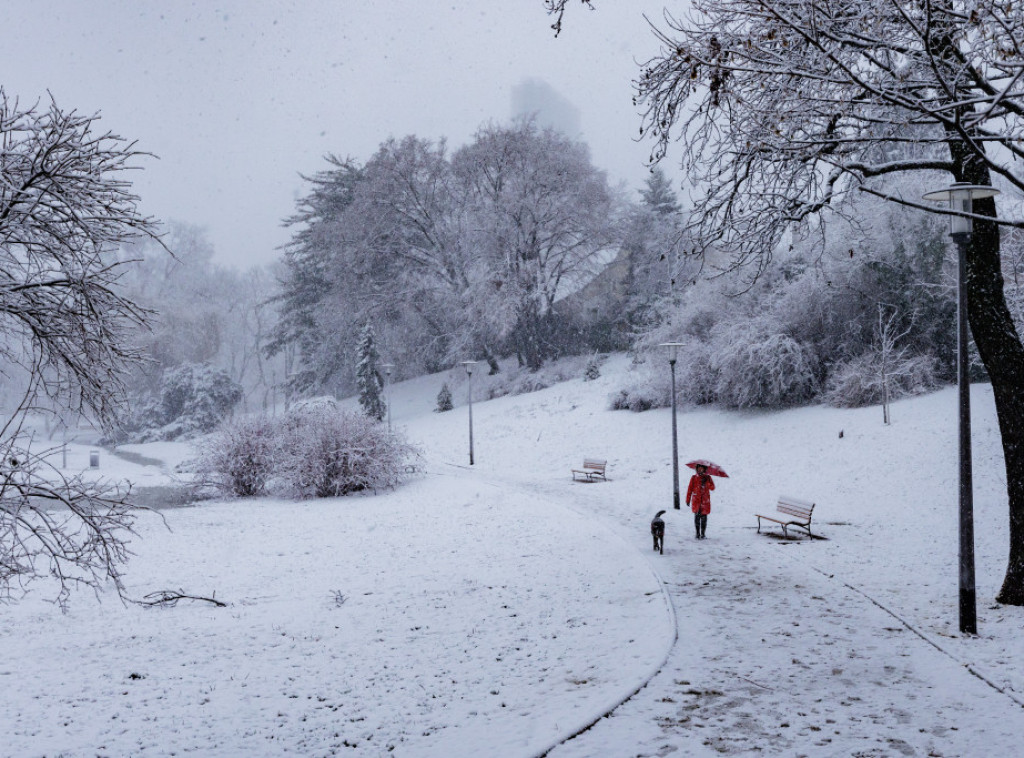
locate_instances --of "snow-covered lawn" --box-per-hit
[3,353,1023,756]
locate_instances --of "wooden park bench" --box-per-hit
[572,458,608,482]
[756,495,815,539]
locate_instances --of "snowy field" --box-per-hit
[3,353,1024,756]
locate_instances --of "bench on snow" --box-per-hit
[572,459,608,482]
[756,495,815,539]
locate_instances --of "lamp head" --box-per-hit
[922,181,999,236]
[658,342,685,363]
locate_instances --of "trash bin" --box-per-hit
[89,450,100,468]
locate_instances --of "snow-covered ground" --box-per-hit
[3,354,1023,757]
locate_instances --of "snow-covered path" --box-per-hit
[547,527,1024,757]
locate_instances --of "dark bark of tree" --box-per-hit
[964,191,1024,604]
[948,104,1024,603]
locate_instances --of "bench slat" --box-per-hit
[777,506,812,519]
[778,495,814,508]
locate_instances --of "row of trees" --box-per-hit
[268,117,662,397]
[620,190,957,412]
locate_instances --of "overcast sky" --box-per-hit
[3,1,674,269]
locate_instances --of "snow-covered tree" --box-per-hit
[435,382,454,412]
[268,156,364,398]
[356,323,386,422]
[454,117,617,369]
[275,119,623,390]
[712,317,818,409]
[639,167,681,217]
[0,90,160,605]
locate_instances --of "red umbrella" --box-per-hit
[686,459,729,478]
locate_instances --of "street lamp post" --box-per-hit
[660,343,686,510]
[461,361,478,465]
[380,363,394,432]
[922,181,999,635]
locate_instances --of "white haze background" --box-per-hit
[1,0,669,268]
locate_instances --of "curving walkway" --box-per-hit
[541,524,1024,757]
[463,466,1024,758]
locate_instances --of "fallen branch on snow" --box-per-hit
[138,589,227,608]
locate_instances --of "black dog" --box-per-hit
[651,510,666,554]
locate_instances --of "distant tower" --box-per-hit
[511,78,582,138]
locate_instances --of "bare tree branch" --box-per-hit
[1,89,161,605]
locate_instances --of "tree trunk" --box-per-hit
[513,301,546,371]
[957,162,1024,604]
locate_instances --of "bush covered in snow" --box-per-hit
[194,415,277,497]
[277,407,417,498]
[483,357,586,400]
[195,406,418,499]
[824,352,939,408]
[711,321,819,409]
[607,362,668,412]
[126,363,243,442]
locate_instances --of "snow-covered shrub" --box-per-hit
[195,406,418,500]
[277,406,418,498]
[290,396,339,414]
[435,383,453,412]
[608,386,662,412]
[583,355,602,381]
[132,363,243,442]
[663,339,717,406]
[195,415,277,497]
[484,356,589,400]
[607,362,667,412]
[824,352,939,408]
[711,322,819,409]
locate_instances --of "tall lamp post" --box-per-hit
[380,363,394,432]
[461,361,478,465]
[659,343,685,509]
[922,181,999,635]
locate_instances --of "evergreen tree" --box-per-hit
[639,167,682,216]
[267,156,364,397]
[356,323,386,421]
[435,382,454,412]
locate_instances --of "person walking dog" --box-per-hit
[651,510,666,554]
[686,463,715,539]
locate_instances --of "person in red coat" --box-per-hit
[686,463,715,539]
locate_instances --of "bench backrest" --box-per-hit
[777,495,814,521]
[583,459,607,471]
